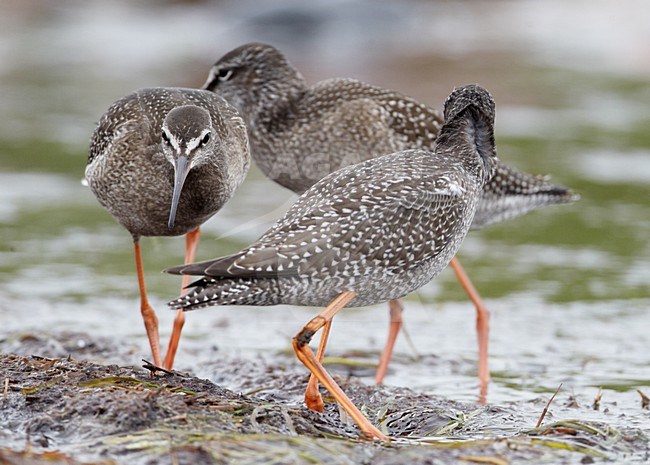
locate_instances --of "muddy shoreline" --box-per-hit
[1,331,648,464]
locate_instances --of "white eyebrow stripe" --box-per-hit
[184,129,211,155]
[166,131,182,153]
[202,68,217,89]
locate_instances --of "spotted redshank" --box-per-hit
[201,42,578,399]
[85,87,250,369]
[166,84,498,440]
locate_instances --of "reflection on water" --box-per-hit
[1,0,649,443]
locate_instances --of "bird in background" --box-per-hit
[166,84,499,440]
[201,42,579,401]
[85,87,250,369]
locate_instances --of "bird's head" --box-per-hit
[441,84,498,182]
[201,42,304,120]
[443,84,495,125]
[161,105,214,230]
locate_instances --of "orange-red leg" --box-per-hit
[304,318,333,411]
[134,240,162,368]
[375,299,403,384]
[449,256,490,403]
[163,227,201,370]
[293,291,388,441]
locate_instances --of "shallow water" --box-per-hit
[1,0,649,450]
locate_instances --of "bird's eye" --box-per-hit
[200,132,211,145]
[218,68,233,82]
[161,131,171,145]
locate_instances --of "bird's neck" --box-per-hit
[438,112,497,185]
[247,73,307,136]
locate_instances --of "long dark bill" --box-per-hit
[168,155,191,230]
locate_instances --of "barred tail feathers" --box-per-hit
[473,164,579,229]
[168,277,277,310]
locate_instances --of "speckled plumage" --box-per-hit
[85,86,251,370]
[202,42,577,225]
[85,87,250,240]
[167,85,497,310]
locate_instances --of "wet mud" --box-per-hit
[1,331,648,464]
